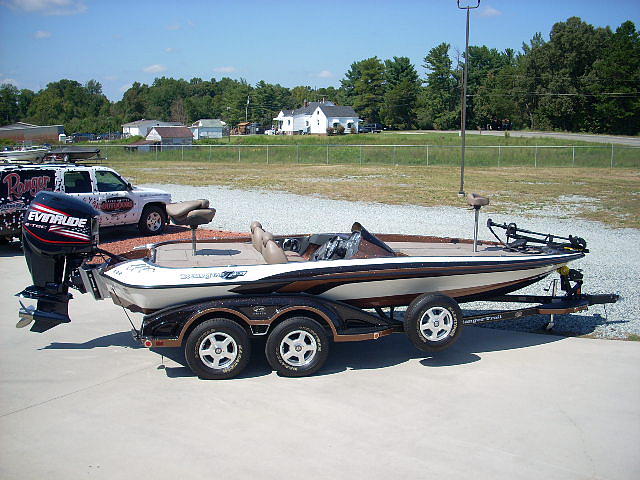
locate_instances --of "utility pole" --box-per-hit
[457,0,480,196]
[245,95,250,123]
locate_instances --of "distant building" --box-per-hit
[274,101,360,135]
[122,119,182,138]
[146,126,193,147]
[0,122,64,142]
[190,119,228,140]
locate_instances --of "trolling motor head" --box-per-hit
[18,191,99,332]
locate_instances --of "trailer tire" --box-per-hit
[138,205,166,235]
[404,294,463,352]
[184,318,250,380]
[265,317,329,377]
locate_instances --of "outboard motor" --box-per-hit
[17,191,99,332]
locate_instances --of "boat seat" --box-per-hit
[252,226,265,252]
[263,240,288,264]
[166,199,216,255]
[467,193,490,208]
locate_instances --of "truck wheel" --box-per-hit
[404,294,463,352]
[138,205,166,235]
[184,318,250,380]
[265,317,329,377]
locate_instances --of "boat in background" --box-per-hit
[0,145,49,163]
[46,146,102,162]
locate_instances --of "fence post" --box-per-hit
[296,144,299,164]
[238,146,241,162]
[359,145,363,165]
[326,144,329,165]
[209,145,211,161]
[181,145,184,161]
[534,146,538,168]
[155,145,158,161]
[266,145,269,164]
[610,144,614,168]
[572,146,575,167]
[393,145,397,163]
[426,145,429,166]
[498,145,501,167]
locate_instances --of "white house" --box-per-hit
[122,119,183,138]
[190,119,228,140]
[274,101,360,135]
[146,126,193,147]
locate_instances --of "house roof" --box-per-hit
[122,119,183,127]
[192,119,226,128]
[149,126,193,138]
[0,122,63,130]
[318,105,358,117]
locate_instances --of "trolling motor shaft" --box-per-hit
[467,193,490,252]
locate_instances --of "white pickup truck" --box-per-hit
[1,163,171,241]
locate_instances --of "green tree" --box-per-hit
[341,57,385,123]
[0,84,20,124]
[381,57,421,129]
[418,43,459,129]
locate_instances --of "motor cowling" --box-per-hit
[18,192,99,332]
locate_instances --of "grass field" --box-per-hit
[104,158,640,229]
[97,132,639,169]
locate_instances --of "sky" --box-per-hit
[0,0,639,101]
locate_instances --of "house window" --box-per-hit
[347,122,353,129]
[317,120,319,125]
[333,122,339,128]
[306,121,309,126]
[287,119,291,125]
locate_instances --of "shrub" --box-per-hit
[350,127,357,134]
[326,126,334,136]
[336,125,345,135]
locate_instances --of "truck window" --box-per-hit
[96,171,128,192]
[64,171,92,193]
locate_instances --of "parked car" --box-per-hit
[0,162,171,241]
[359,123,384,133]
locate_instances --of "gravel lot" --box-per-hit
[145,183,638,340]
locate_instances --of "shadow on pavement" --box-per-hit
[36,313,617,379]
[0,242,23,257]
[39,331,142,350]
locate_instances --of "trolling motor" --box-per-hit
[17,191,99,332]
[487,219,589,253]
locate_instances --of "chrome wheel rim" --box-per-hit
[419,307,454,341]
[280,330,317,367]
[146,212,162,231]
[198,332,238,369]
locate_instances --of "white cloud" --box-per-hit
[164,47,176,53]
[119,83,132,93]
[312,70,333,78]
[479,5,502,17]
[166,23,181,31]
[213,66,237,73]
[143,64,167,74]
[104,75,118,81]
[3,0,87,15]
[34,29,51,38]
[1,78,19,86]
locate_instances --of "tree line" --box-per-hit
[0,17,638,136]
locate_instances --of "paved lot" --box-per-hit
[1,250,639,480]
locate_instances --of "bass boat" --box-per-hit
[15,192,618,379]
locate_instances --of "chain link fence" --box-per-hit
[99,144,640,168]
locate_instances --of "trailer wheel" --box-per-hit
[138,205,166,235]
[184,318,250,380]
[265,317,329,377]
[404,294,463,352]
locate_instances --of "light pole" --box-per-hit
[457,0,480,196]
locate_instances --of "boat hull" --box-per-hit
[98,253,580,312]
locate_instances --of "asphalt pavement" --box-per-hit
[1,249,639,480]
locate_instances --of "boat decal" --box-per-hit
[179,270,247,280]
